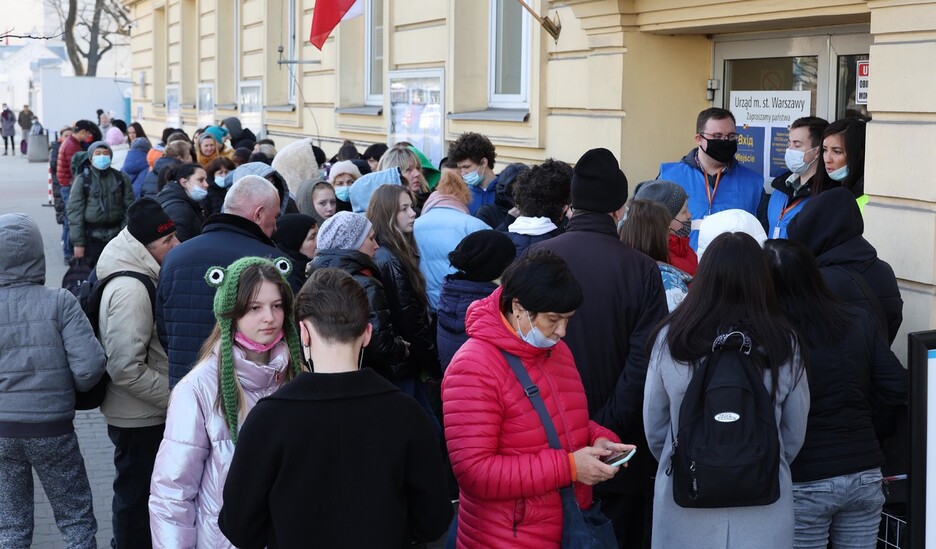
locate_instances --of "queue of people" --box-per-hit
[0,107,908,549]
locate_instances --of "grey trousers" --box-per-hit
[0,432,97,549]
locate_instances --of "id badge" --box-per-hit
[772,226,781,239]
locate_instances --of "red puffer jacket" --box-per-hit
[56,135,83,187]
[442,288,619,549]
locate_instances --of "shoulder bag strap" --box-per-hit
[500,350,579,502]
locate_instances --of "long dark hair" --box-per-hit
[763,239,856,349]
[813,118,866,197]
[366,185,429,309]
[620,200,671,263]
[652,232,798,396]
[129,122,148,142]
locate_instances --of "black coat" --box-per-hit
[533,211,668,494]
[218,369,453,549]
[157,214,284,388]
[788,187,903,344]
[310,249,409,378]
[156,182,205,242]
[373,247,440,378]
[791,306,906,482]
[503,228,562,257]
[204,181,227,216]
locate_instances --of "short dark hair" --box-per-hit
[499,250,583,316]
[73,119,97,134]
[512,158,572,223]
[448,132,496,169]
[295,268,370,343]
[111,119,128,134]
[256,138,276,147]
[439,156,458,170]
[696,107,736,134]
[790,116,829,148]
[337,140,360,161]
[206,157,236,181]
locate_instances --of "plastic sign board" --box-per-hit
[729,91,812,186]
[856,61,869,105]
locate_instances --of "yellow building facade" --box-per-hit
[122,0,935,357]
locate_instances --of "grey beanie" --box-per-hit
[634,180,687,219]
[316,211,373,251]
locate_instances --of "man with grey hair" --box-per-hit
[156,175,286,388]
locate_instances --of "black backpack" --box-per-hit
[73,269,157,410]
[668,331,780,508]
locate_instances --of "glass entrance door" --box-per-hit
[713,30,871,121]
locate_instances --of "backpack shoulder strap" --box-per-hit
[831,265,888,336]
[98,270,157,317]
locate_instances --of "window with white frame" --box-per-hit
[365,0,384,105]
[197,83,215,127]
[489,0,529,108]
[239,81,263,138]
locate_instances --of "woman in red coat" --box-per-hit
[442,250,634,548]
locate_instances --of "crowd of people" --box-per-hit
[0,105,908,549]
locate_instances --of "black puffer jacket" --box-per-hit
[436,277,497,371]
[373,247,440,379]
[475,163,527,229]
[310,249,409,378]
[156,182,205,242]
[788,187,903,344]
[791,306,907,482]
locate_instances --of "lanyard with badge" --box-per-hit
[772,197,804,239]
[703,168,722,216]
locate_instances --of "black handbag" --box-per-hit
[500,350,617,549]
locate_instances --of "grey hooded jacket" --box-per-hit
[226,162,292,216]
[0,214,106,437]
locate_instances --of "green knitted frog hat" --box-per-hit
[205,256,303,444]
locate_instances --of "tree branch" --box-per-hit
[0,30,65,40]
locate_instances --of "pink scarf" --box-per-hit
[421,191,469,215]
[234,330,284,353]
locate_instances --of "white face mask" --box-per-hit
[186,185,208,201]
[515,312,558,349]
[784,147,817,175]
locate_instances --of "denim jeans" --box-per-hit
[60,185,71,259]
[793,468,885,549]
[107,424,165,549]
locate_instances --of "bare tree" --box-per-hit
[45,0,131,76]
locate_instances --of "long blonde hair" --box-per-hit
[378,145,429,193]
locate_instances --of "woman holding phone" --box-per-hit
[443,250,635,548]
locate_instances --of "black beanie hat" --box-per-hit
[128,198,176,245]
[571,148,628,213]
[448,230,516,282]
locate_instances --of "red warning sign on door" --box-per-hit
[856,60,869,105]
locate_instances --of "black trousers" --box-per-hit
[107,424,165,549]
[594,486,654,549]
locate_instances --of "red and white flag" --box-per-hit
[310,0,362,50]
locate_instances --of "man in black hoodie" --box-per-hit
[787,186,903,344]
[533,148,668,548]
[222,116,257,151]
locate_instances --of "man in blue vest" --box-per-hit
[765,116,828,239]
[658,108,762,250]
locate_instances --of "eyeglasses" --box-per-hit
[699,132,739,142]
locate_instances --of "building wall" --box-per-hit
[121,0,935,356]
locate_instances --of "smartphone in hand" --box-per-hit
[600,447,637,467]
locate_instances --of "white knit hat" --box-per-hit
[316,211,373,251]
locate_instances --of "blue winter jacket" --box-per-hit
[658,149,762,250]
[436,277,497,372]
[765,170,811,240]
[122,137,151,198]
[467,175,498,216]
[414,201,490,311]
[157,214,285,388]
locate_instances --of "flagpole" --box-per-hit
[514,0,561,42]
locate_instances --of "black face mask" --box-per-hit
[703,138,738,164]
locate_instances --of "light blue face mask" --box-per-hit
[214,175,229,188]
[91,155,112,170]
[516,312,558,349]
[462,169,482,187]
[828,165,849,182]
[186,185,208,201]
[335,186,351,202]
